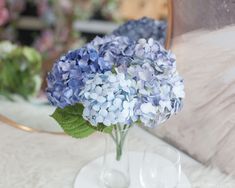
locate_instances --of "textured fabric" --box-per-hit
[0,122,234,187]
[173,0,235,36]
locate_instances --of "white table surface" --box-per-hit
[0,121,232,188]
[74,152,191,188]
[0,97,63,133]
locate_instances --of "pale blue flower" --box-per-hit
[116,38,185,127]
[79,71,138,126]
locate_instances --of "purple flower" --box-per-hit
[88,35,135,67]
[46,47,111,108]
[112,17,167,46]
[46,35,134,108]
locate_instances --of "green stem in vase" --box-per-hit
[110,124,130,161]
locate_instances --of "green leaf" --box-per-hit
[96,124,113,134]
[51,103,113,138]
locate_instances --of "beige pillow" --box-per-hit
[149,26,235,175]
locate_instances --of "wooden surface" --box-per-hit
[149,25,235,176]
[119,0,168,20]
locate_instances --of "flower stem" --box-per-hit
[111,124,130,161]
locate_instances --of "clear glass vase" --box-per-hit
[140,145,181,188]
[100,125,130,188]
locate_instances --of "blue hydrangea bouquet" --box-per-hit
[46,18,185,161]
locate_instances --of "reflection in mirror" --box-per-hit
[0,0,173,134]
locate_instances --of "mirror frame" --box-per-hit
[166,0,173,50]
[0,0,174,134]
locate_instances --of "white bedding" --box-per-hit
[0,122,234,188]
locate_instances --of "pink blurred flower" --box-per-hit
[0,0,9,26]
[34,30,54,53]
[0,0,6,8]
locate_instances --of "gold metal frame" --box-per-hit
[166,0,173,49]
[0,114,65,135]
[0,0,174,135]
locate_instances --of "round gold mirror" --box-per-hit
[0,0,173,134]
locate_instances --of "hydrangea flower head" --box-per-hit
[47,35,185,128]
[47,47,110,108]
[119,38,185,127]
[80,71,138,126]
[112,17,167,46]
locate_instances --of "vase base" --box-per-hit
[101,169,130,188]
[74,152,191,188]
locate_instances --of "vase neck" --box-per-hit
[108,124,130,161]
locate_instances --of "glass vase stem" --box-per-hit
[110,124,129,161]
[101,124,131,188]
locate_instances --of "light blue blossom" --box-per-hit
[79,71,138,126]
[116,38,185,127]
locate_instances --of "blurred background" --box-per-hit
[0,0,170,132]
[0,0,169,87]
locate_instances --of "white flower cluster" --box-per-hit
[80,71,138,126]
